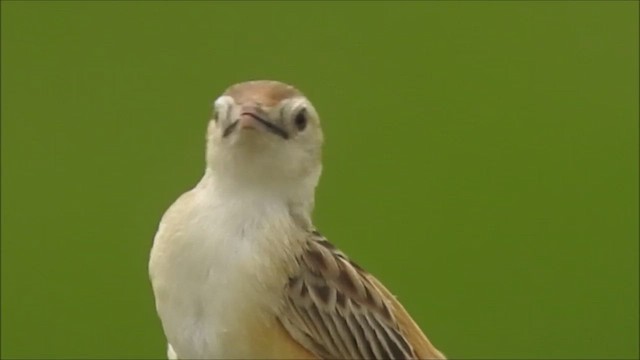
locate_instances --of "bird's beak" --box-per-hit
[224,106,289,140]
[237,111,263,130]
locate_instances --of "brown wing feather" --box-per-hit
[279,231,446,359]
[365,274,446,359]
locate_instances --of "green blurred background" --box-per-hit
[1,1,638,359]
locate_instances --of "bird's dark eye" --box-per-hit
[294,109,307,131]
[212,110,219,122]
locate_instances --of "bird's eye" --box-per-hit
[294,109,307,131]
[212,110,219,122]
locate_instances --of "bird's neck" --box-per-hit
[199,168,316,229]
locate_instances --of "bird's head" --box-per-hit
[205,80,324,199]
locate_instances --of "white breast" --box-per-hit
[149,183,299,359]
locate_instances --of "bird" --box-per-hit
[148,80,446,359]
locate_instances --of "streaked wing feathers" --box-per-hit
[279,231,445,359]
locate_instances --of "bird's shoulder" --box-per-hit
[157,188,201,230]
[279,230,445,359]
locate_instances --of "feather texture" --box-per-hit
[279,231,446,360]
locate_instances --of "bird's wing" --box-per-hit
[278,231,446,360]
